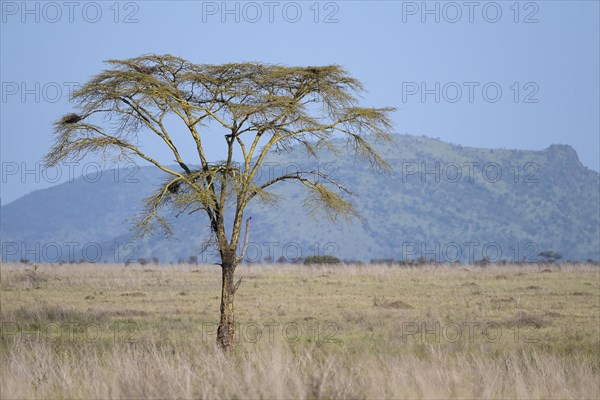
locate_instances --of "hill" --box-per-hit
[2,135,598,263]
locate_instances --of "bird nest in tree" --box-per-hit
[133,65,158,74]
[61,113,82,124]
[168,181,182,194]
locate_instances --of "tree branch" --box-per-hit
[237,217,252,263]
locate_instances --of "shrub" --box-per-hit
[304,255,341,265]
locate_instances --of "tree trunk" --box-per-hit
[217,261,236,350]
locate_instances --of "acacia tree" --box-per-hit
[44,54,395,350]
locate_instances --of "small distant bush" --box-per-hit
[304,255,341,265]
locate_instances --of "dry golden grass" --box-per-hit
[1,263,599,399]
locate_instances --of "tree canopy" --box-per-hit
[45,54,395,263]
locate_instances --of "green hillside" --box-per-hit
[2,135,598,264]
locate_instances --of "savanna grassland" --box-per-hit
[1,263,598,399]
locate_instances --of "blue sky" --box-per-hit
[1,0,599,205]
